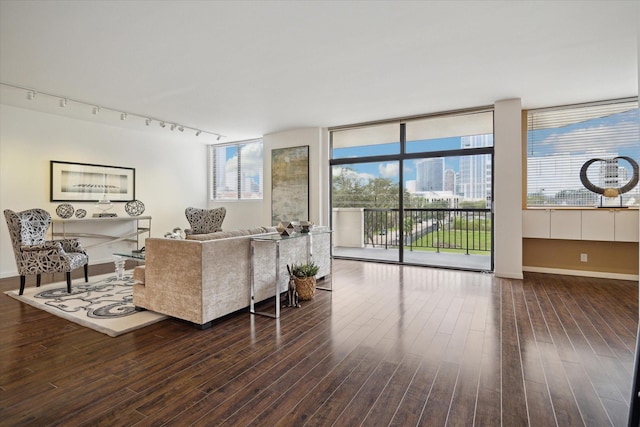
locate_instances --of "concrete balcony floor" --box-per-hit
[332,245,492,271]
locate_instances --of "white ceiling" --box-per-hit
[0,0,638,143]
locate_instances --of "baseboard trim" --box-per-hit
[523,266,638,281]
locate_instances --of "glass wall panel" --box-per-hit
[331,161,400,262]
[403,154,492,270]
[330,109,493,271]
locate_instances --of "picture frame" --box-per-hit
[271,145,309,225]
[50,160,135,202]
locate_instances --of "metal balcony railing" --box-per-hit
[363,208,492,254]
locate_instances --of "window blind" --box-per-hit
[526,98,639,206]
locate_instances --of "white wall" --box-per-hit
[0,104,209,277]
[494,98,523,279]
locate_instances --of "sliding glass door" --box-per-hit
[330,110,494,272]
[331,122,401,262]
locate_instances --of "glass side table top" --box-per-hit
[113,251,146,260]
[251,228,332,242]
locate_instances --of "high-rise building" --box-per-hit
[415,158,444,191]
[444,169,456,193]
[459,135,493,200]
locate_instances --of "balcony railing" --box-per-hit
[363,208,492,254]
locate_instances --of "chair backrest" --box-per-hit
[4,208,51,252]
[184,207,226,234]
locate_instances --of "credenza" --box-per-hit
[51,216,151,249]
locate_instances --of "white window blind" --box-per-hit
[527,99,639,207]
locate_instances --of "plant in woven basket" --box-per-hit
[291,262,319,300]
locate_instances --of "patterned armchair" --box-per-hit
[4,208,89,295]
[184,207,226,236]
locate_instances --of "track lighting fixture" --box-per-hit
[2,83,226,141]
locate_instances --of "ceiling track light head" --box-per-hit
[3,84,225,140]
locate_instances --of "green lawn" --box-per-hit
[404,229,492,255]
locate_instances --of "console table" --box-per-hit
[250,228,332,319]
[51,216,151,250]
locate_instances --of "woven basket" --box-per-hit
[294,276,316,301]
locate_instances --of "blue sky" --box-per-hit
[332,108,639,186]
[332,137,481,184]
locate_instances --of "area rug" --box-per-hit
[4,272,167,337]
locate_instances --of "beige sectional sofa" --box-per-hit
[132,226,331,328]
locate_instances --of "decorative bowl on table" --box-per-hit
[55,203,74,219]
[125,200,145,216]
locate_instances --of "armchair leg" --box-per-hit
[84,264,89,282]
[19,276,25,295]
[36,274,41,288]
[66,272,72,294]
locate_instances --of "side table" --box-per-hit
[112,251,145,280]
[250,229,332,319]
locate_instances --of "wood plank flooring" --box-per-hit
[0,259,637,426]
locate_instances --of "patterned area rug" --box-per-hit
[4,272,167,337]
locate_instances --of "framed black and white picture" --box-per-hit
[50,160,135,202]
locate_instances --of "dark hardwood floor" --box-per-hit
[0,259,637,426]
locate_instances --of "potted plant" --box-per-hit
[290,261,319,300]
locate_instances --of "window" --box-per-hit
[527,99,639,207]
[330,108,494,271]
[209,139,263,200]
